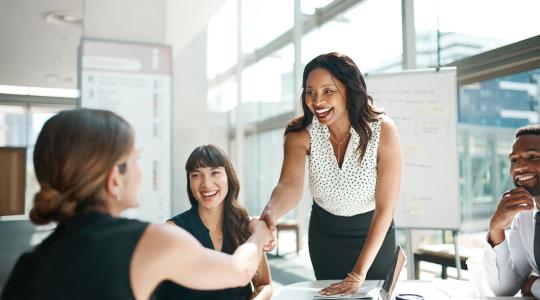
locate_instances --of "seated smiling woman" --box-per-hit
[156,145,272,300]
[0,109,273,300]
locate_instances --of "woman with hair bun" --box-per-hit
[1,109,273,300]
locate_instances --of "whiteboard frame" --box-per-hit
[366,67,460,230]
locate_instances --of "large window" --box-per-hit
[207,78,238,114]
[0,103,73,215]
[301,0,335,14]
[458,67,540,231]
[243,128,285,216]
[302,0,403,73]
[241,44,295,123]
[459,69,540,128]
[415,0,540,67]
[242,0,293,54]
[208,0,540,236]
[0,105,26,147]
[206,0,237,80]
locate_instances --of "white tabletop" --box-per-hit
[273,280,377,300]
[272,280,535,299]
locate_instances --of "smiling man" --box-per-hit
[484,124,540,297]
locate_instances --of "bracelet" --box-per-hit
[347,272,363,282]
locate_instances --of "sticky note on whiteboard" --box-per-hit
[406,200,425,216]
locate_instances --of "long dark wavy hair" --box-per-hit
[285,52,383,162]
[185,145,250,254]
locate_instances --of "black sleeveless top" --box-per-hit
[154,205,252,300]
[1,212,149,300]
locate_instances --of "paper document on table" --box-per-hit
[312,287,379,299]
[312,296,374,299]
[312,292,377,298]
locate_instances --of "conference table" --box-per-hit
[272,280,535,299]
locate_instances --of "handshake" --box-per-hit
[249,210,278,252]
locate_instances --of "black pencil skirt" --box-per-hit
[308,202,396,280]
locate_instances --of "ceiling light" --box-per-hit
[45,74,59,82]
[0,85,80,98]
[44,11,82,27]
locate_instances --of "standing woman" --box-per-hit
[260,52,401,296]
[156,145,272,300]
[1,109,273,300]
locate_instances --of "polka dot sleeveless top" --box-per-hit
[307,116,381,216]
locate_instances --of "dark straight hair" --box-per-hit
[515,124,540,137]
[185,145,250,254]
[285,52,383,162]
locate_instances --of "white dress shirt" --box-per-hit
[483,210,540,297]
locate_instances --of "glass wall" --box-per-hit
[301,0,335,14]
[0,105,26,147]
[207,78,238,114]
[0,103,73,214]
[242,44,295,123]
[205,0,406,228]
[459,67,540,231]
[206,0,237,80]
[303,0,403,73]
[205,0,540,236]
[242,0,293,53]
[414,0,540,68]
[243,128,285,216]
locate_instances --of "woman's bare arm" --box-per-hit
[130,220,272,299]
[320,115,402,296]
[260,129,309,232]
[250,254,272,300]
[352,115,401,276]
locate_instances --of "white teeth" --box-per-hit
[316,107,332,114]
[516,175,535,181]
[202,191,218,196]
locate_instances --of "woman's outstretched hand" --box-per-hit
[259,210,277,251]
[249,219,274,248]
[319,272,365,296]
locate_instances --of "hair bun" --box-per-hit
[29,184,63,225]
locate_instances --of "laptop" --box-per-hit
[313,244,406,299]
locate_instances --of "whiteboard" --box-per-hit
[79,38,171,222]
[367,68,460,229]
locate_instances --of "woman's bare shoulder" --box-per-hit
[377,114,399,149]
[378,114,397,132]
[284,129,310,153]
[139,223,199,252]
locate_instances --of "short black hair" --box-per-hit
[515,124,540,138]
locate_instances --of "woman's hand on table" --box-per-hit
[319,272,365,296]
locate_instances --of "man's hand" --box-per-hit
[488,187,533,246]
[521,275,538,297]
[259,209,277,251]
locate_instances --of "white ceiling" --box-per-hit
[0,0,82,89]
[0,0,223,90]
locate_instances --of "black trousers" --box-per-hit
[308,202,396,280]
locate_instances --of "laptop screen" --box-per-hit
[381,245,407,295]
